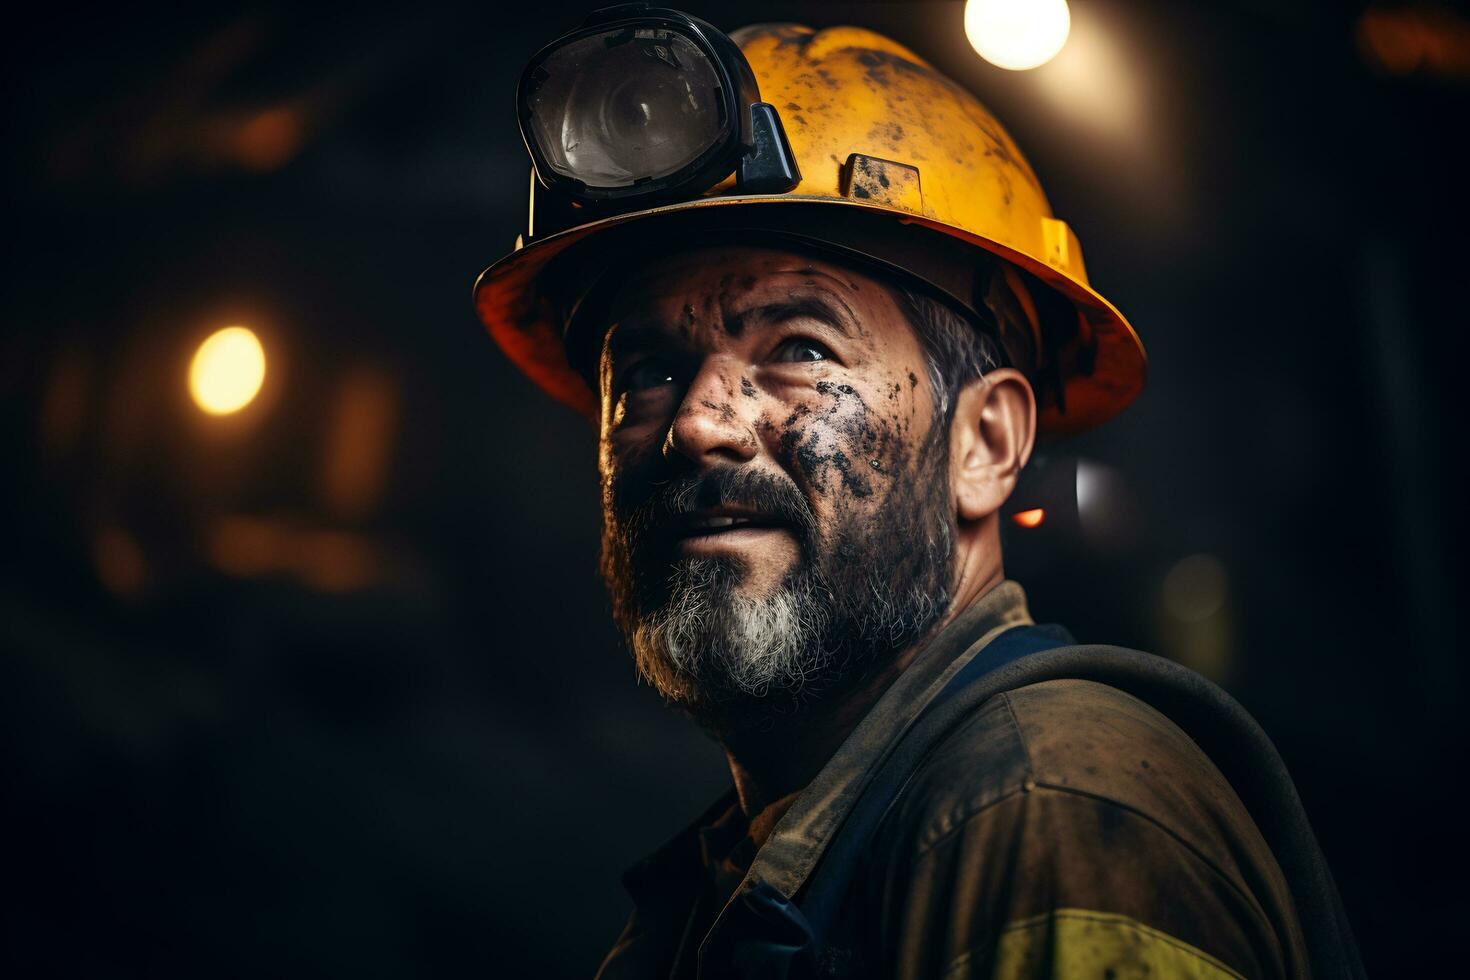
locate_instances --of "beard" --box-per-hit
[599,431,955,734]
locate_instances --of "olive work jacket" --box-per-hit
[596,582,1362,979]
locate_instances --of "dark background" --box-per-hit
[3,1,1466,975]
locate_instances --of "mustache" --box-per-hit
[616,465,818,552]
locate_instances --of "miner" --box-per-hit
[473,8,1361,978]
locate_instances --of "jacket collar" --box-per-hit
[734,579,1034,900]
[622,581,1034,907]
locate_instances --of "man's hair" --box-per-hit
[886,285,1007,425]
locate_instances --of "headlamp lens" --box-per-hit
[525,27,725,190]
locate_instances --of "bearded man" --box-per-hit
[474,11,1361,979]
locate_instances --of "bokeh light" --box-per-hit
[1158,553,1233,682]
[1161,553,1228,623]
[965,0,1071,70]
[1011,508,1046,528]
[189,326,266,415]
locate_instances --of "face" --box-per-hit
[596,244,956,730]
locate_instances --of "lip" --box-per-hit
[675,523,792,556]
[673,507,788,538]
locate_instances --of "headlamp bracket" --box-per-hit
[738,102,801,194]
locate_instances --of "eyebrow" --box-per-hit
[726,291,858,338]
[606,288,858,363]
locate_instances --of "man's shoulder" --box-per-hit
[885,676,1264,864]
[864,674,1309,978]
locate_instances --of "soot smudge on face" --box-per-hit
[676,303,698,341]
[717,273,759,335]
[701,399,737,424]
[769,376,919,504]
[780,403,812,427]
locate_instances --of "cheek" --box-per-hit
[605,388,681,457]
[608,383,681,436]
[600,426,666,506]
[762,377,919,506]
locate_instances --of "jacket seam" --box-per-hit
[901,692,1030,857]
[1000,691,1035,779]
[909,781,1270,927]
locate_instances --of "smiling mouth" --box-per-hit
[675,511,791,540]
[689,515,762,532]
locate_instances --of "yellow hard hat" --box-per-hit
[474,16,1146,437]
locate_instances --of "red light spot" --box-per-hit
[1012,508,1045,529]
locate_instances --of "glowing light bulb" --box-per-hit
[965,0,1072,71]
[190,326,266,415]
[1011,508,1046,528]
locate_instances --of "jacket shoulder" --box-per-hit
[863,677,1309,979]
[888,677,1269,872]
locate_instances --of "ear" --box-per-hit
[949,368,1037,523]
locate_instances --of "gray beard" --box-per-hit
[600,410,958,732]
[626,542,950,728]
[607,484,954,730]
[631,557,829,704]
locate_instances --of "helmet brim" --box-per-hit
[473,194,1146,438]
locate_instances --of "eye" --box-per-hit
[622,357,676,392]
[771,337,834,364]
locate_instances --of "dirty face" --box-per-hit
[596,244,956,727]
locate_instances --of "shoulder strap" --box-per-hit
[793,623,1073,930]
[707,631,1365,979]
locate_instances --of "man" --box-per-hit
[474,11,1361,978]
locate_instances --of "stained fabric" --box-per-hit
[595,583,1356,979]
[865,678,1305,978]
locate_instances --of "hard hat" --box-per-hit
[474,8,1146,437]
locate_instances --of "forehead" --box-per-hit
[602,243,902,333]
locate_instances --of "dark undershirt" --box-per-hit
[670,792,804,978]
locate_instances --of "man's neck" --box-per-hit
[720,568,1006,818]
[719,643,922,817]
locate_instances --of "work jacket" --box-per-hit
[596,582,1359,979]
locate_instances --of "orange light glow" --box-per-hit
[207,515,380,594]
[321,367,398,521]
[94,527,148,597]
[1011,508,1045,528]
[233,107,305,172]
[190,326,266,415]
[1358,8,1470,78]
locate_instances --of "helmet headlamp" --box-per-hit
[516,4,800,205]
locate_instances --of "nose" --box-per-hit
[664,361,758,467]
